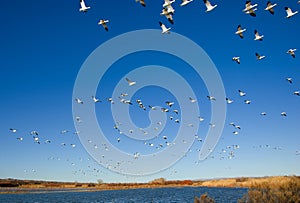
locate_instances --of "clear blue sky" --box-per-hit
[0,0,299,183]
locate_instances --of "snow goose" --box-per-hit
[285,7,298,18]
[265,1,276,15]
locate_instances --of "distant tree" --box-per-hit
[150,178,166,185]
[97,179,104,184]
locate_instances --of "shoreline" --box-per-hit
[0,176,298,195]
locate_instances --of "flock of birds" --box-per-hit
[3,0,300,179]
[72,75,299,160]
[79,0,299,61]
[75,0,300,162]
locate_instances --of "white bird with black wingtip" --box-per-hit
[203,0,217,12]
[254,30,264,41]
[285,7,298,18]
[163,0,175,8]
[92,96,101,103]
[126,78,136,86]
[136,0,146,7]
[207,96,216,101]
[235,25,246,39]
[79,0,90,12]
[10,128,17,133]
[159,22,171,34]
[238,90,246,97]
[189,97,197,103]
[243,1,258,17]
[287,49,296,58]
[244,100,251,104]
[232,57,240,64]
[226,98,234,104]
[98,19,109,31]
[286,77,293,84]
[160,8,174,24]
[180,0,193,6]
[265,1,276,15]
[255,52,265,60]
[281,112,287,117]
[75,98,83,104]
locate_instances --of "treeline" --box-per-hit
[0,179,95,188]
[0,178,196,188]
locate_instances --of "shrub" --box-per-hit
[194,193,215,203]
[238,176,300,203]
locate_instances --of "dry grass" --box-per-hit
[197,176,300,189]
[194,193,215,203]
[238,176,300,203]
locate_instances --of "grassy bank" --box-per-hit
[0,176,299,195]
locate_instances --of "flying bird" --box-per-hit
[244,100,251,104]
[198,116,204,122]
[235,125,241,130]
[163,0,175,7]
[75,98,83,104]
[61,130,69,134]
[189,97,197,103]
[294,91,300,96]
[286,77,293,84]
[126,78,136,86]
[232,57,240,64]
[229,122,236,127]
[107,98,114,104]
[207,96,216,101]
[17,137,23,141]
[148,105,157,110]
[159,22,171,34]
[255,52,265,60]
[30,131,39,136]
[92,96,101,103]
[180,0,193,6]
[166,101,174,107]
[203,0,217,12]
[98,19,109,31]
[160,8,174,24]
[136,0,146,7]
[9,128,17,133]
[285,7,298,18]
[281,112,287,117]
[161,108,169,112]
[261,112,267,116]
[238,90,246,97]
[79,0,90,12]
[243,1,258,17]
[264,1,276,15]
[164,4,175,14]
[254,30,264,41]
[287,49,297,58]
[119,97,133,105]
[226,98,234,104]
[235,25,246,39]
